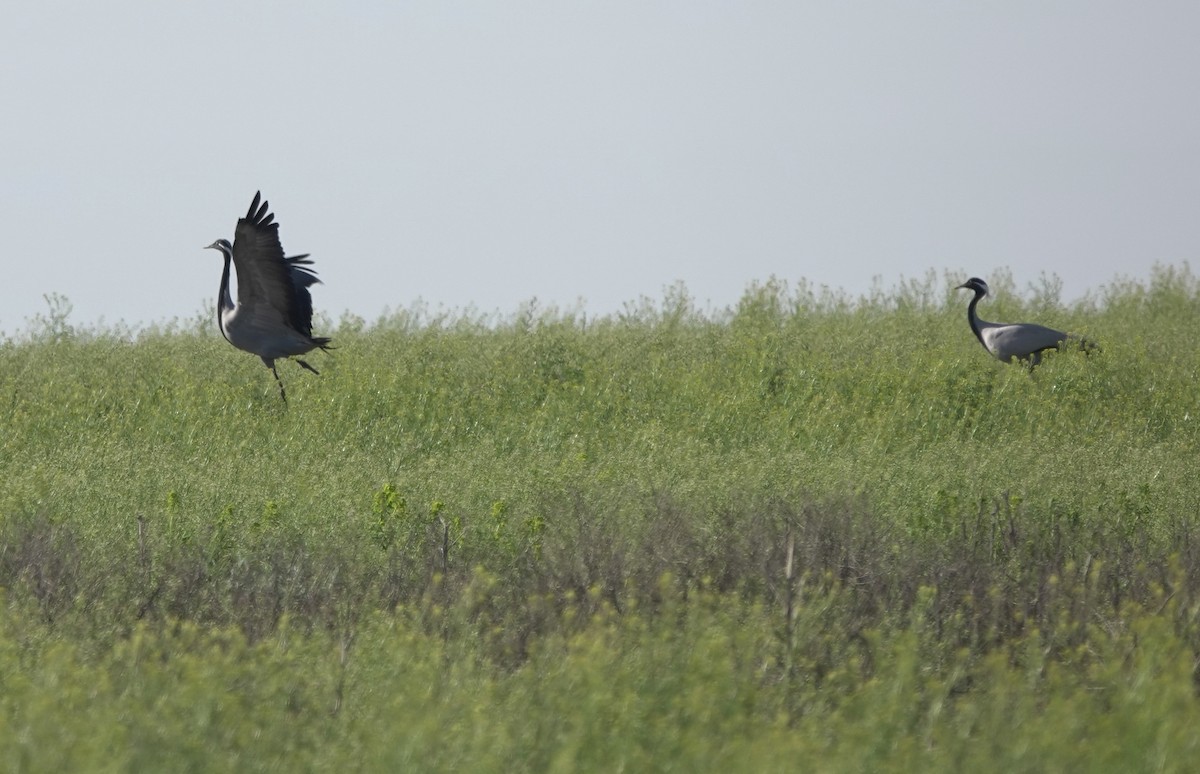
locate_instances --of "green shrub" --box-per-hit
[2,267,1200,770]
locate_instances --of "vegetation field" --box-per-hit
[2,267,1200,771]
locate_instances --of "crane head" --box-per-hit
[956,277,989,297]
[205,239,232,254]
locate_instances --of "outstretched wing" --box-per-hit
[229,192,305,331]
[283,253,322,337]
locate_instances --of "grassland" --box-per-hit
[2,267,1200,771]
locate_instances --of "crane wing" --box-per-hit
[983,322,1069,361]
[229,192,304,330]
[283,253,321,337]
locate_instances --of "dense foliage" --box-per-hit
[2,267,1199,771]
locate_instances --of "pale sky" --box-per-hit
[3,2,1198,333]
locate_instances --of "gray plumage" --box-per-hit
[205,191,332,401]
[957,277,1094,367]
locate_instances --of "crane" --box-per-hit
[204,191,332,401]
[956,277,1094,367]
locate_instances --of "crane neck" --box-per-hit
[217,251,234,343]
[965,290,989,350]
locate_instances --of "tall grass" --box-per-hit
[2,266,1199,771]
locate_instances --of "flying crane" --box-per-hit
[204,191,332,401]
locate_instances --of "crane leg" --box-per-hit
[269,362,288,403]
[296,358,320,375]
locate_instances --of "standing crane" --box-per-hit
[956,277,1094,367]
[205,191,332,402]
